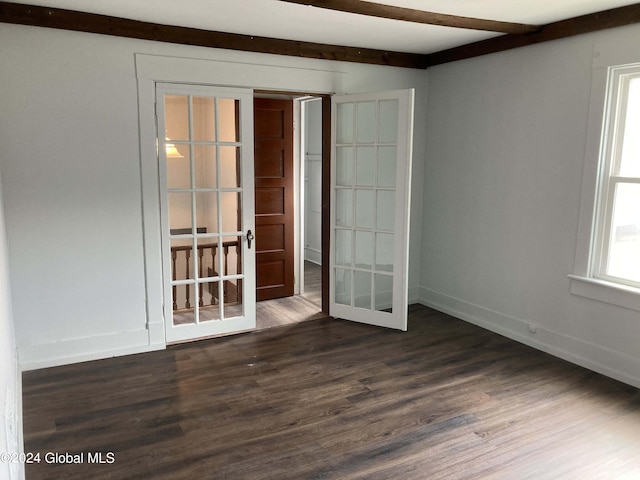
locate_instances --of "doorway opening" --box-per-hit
[253,92,328,330]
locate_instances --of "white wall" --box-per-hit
[0,24,426,369]
[420,24,640,388]
[0,164,23,480]
[304,98,323,265]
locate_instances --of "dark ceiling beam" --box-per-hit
[280,0,540,35]
[2,2,640,70]
[0,1,428,69]
[425,3,640,67]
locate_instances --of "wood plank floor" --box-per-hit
[254,260,322,330]
[301,260,322,307]
[22,305,640,479]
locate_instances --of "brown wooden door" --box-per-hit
[254,98,294,301]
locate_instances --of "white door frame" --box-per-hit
[296,96,324,297]
[136,54,342,348]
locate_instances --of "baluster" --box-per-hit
[171,249,178,310]
[224,244,230,303]
[198,245,204,307]
[210,245,218,305]
[185,248,191,309]
[236,240,242,303]
[224,245,230,276]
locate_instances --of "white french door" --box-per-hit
[156,84,256,343]
[330,89,414,330]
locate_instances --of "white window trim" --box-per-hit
[570,44,640,312]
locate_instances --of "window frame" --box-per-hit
[570,60,640,312]
[592,64,640,289]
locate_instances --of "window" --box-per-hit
[592,65,640,288]
[570,63,640,311]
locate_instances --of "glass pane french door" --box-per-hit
[157,84,255,343]
[330,89,414,331]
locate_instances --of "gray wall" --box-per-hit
[420,23,640,387]
[0,23,426,369]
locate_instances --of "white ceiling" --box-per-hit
[10,0,640,54]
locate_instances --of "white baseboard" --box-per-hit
[19,329,165,371]
[419,286,640,390]
[408,286,419,305]
[304,248,322,265]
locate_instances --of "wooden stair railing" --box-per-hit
[171,240,241,311]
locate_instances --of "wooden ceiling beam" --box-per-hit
[2,2,640,71]
[280,0,540,35]
[0,1,428,69]
[425,3,640,67]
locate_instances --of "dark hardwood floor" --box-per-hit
[301,260,322,307]
[22,304,640,479]
[254,261,323,330]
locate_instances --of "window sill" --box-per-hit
[568,274,640,312]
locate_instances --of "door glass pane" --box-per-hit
[378,99,399,143]
[200,304,221,323]
[335,268,352,306]
[354,271,372,309]
[164,95,189,141]
[220,192,242,233]
[356,146,375,186]
[168,192,192,232]
[194,145,216,189]
[199,281,220,321]
[336,103,354,143]
[166,144,190,189]
[376,190,395,231]
[219,98,240,142]
[171,238,195,281]
[376,233,394,272]
[375,274,393,312]
[606,183,640,282]
[355,190,374,229]
[336,189,353,227]
[219,146,241,188]
[355,231,373,269]
[172,286,195,325]
[196,242,219,280]
[357,101,376,144]
[195,192,218,235]
[377,146,397,188]
[336,147,354,186]
[335,229,352,266]
[193,97,216,142]
[223,279,243,318]
[619,78,640,177]
[221,236,243,276]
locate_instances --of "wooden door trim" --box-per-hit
[321,95,331,314]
